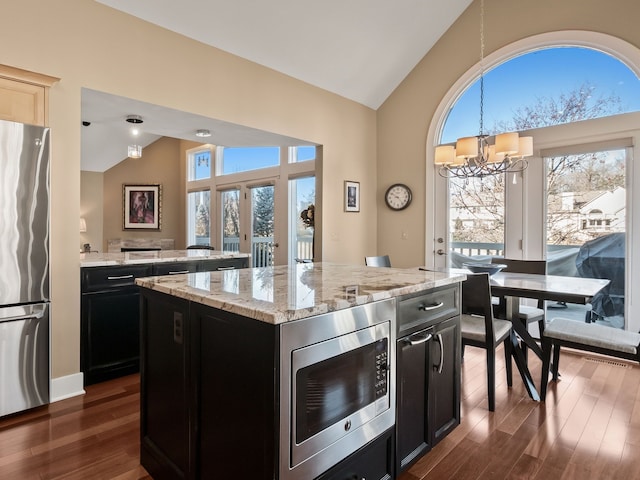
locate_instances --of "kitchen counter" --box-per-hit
[80,249,250,267]
[135,262,465,324]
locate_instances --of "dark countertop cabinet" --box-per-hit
[395,284,461,474]
[80,256,249,386]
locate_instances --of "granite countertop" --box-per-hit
[135,262,466,324]
[80,249,250,267]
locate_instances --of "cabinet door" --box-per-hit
[81,288,142,385]
[139,291,192,480]
[395,327,433,473]
[315,428,394,480]
[429,316,461,446]
[0,77,45,125]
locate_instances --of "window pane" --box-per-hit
[220,146,280,175]
[187,190,211,247]
[291,146,316,163]
[546,149,626,327]
[290,177,315,263]
[449,175,505,265]
[251,185,275,267]
[221,189,240,253]
[188,149,211,181]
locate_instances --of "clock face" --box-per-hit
[385,184,412,210]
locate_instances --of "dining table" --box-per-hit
[487,271,610,401]
[421,267,610,401]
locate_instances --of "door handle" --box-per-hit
[419,302,444,311]
[435,333,444,374]
[436,249,447,256]
[404,332,433,346]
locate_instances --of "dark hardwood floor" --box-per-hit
[2,346,640,479]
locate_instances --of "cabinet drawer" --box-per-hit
[315,428,394,480]
[152,261,198,276]
[81,265,153,292]
[197,258,248,272]
[397,284,459,335]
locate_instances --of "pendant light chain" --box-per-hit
[479,0,485,137]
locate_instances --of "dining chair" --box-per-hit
[461,273,513,412]
[491,258,547,352]
[365,255,391,267]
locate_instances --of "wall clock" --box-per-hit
[384,183,412,210]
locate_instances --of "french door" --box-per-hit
[219,183,278,268]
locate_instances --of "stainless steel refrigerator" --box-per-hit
[0,118,50,417]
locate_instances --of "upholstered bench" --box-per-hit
[540,318,640,401]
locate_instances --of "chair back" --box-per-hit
[462,273,499,344]
[365,255,391,267]
[492,257,546,275]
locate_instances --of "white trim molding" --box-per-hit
[50,373,85,403]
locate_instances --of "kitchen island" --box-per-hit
[136,262,465,480]
[80,249,250,385]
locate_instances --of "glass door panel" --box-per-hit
[290,177,315,263]
[250,185,275,267]
[187,190,211,247]
[221,189,240,253]
[545,149,626,327]
[448,175,505,266]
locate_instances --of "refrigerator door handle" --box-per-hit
[0,304,47,323]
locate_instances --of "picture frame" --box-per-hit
[123,184,162,230]
[344,180,360,212]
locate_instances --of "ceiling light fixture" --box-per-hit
[126,114,143,124]
[195,129,211,138]
[434,0,532,179]
[128,145,142,159]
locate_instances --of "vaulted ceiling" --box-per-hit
[83,0,473,171]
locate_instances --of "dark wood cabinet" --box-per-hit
[395,285,461,474]
[430,316,461,445]
[80,256,248,386]
[315,428,394,480]
[139,291,192,480]
[81,265,152,385]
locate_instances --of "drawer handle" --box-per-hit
[106,274,134,280]
[168,270,189,275]
[405,332,433,346]
[217,266,236,271]
[418,302,444,311]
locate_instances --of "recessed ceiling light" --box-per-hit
[195,129,211,138]
[126,114,143,124]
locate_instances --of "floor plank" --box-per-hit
[1,346,640,479]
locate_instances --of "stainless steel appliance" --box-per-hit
[279,298,396,480]
[0,119,51,417]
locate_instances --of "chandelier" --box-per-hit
[435,0,532,179]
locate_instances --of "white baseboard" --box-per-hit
[50,373,85,402]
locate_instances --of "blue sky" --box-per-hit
[441,47,640,143]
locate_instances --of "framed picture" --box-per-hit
[123,184,162,230]
[344,180,360,212]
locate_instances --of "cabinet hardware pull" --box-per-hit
[418,302,444,311]
[107,274,134,280]
[436,333,444,374]
[168,270,189,275]
[405,332,433,345]
[217,266,236,270]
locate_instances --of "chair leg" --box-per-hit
[540,336,552,402]
[552,343,561,381]
[503,338,512,387]
[487,349,496,412]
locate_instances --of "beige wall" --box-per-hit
[80,171,104,253]
[377,0,640,268]
[102,137,185,249]
[1,0,376,379]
